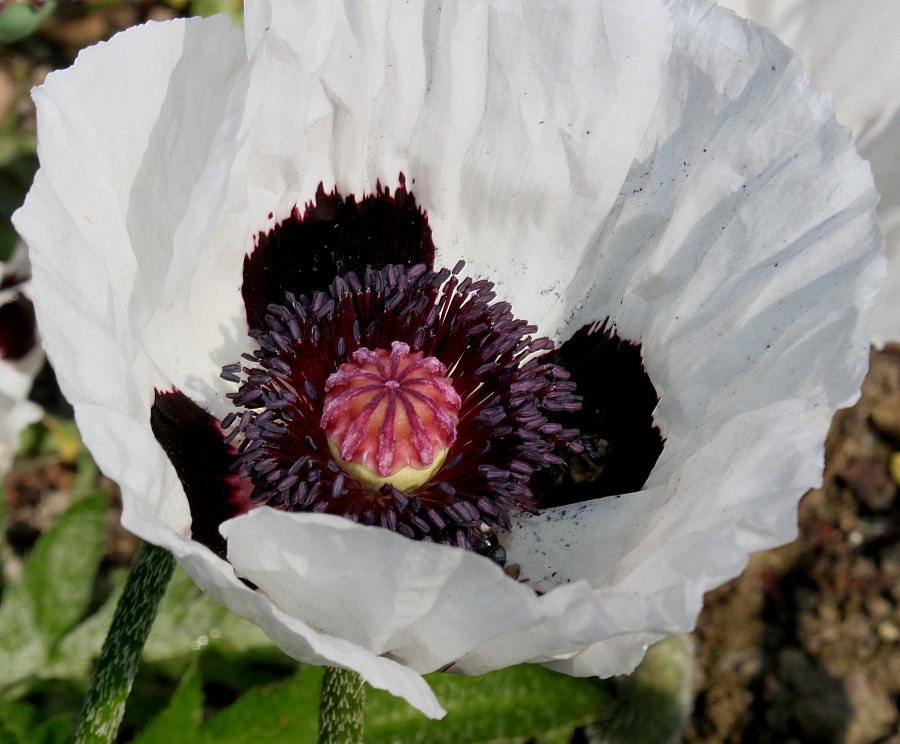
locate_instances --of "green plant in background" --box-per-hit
[164,0,242,23]
[131,664,614,744]
[0,1,57,44]
[0,0,241,45]
[0,419,276,741]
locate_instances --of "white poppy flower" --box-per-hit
[13,0,883,719]
[0,243,42,474]
[720,0,900,347]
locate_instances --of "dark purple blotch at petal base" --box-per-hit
[534,320,664,508]
[0,295,37,362]
[150,389,248,559]
[242,175,435,332]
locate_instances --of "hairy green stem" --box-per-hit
[318,667,366,744]
[588,635,695,744]
[75,542,175,744]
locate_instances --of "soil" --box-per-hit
[685,347,900,744]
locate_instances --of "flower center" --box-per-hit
[214,175,587,557]
[321,341,460,491]
[219,260,584,553]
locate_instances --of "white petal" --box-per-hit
[12,14,447,715]
[15,16,247,415]
[222,508,685,676]
[15,0,882,712]
[0,360,41,473]
[70,400,446,717]
[719,0,900,345]
[506,0,883,672]
[152,0,673,390]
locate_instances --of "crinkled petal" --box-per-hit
[720,0,900,345]
[72,400,444,717]
[13,15,246,513]
[508,0,883,674]
[222,508,691,677]
[142,0,672,403]
[16,15,247,414]
[14,0,882,713]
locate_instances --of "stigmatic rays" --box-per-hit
[321,341,461,492]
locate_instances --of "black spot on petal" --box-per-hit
[150,389,248,559]
[535,320,663,507]
[0,295,36,361]
[242,176,435,332]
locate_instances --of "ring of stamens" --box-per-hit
[220,261,582,553]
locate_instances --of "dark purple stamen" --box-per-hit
[222,261,581,550]
[151,180,661,564]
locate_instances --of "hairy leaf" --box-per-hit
[129,664,204,744]
[21,492,106,646]
[366,666,611,744]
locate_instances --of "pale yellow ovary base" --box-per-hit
[327,439,449,492]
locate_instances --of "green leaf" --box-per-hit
[50,563,273,687]
[0,585,44,695]
[0,699,38,743]
[129,661,612,744]
[2,561,275,698]
[128,667,319,744]
[21,492,107,647]
[365,666,612,744]
[129,664,203,744]
[0,699,72,744]
[198,667,320,744]
[43,570,126,684]
[190,0,242,23]
[0,491,106,695]
[131,663,609,744]
[22,717,73,744]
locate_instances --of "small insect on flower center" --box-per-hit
[320,341,461,492]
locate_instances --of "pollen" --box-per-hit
[320,341,461,491]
